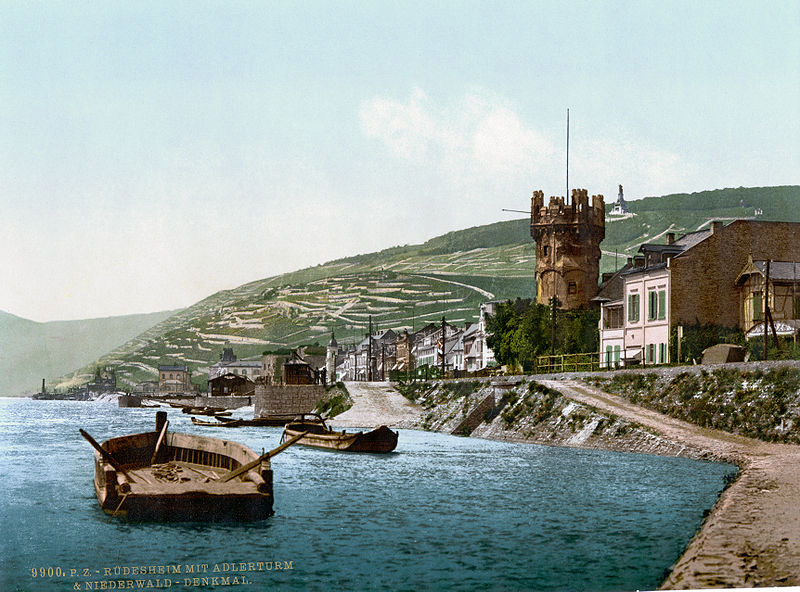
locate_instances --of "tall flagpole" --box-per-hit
[566,108,570,205]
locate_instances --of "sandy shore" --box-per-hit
[332,378,800,588]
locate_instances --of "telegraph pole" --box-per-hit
[441,316,446,379]
[367,315,373,381]
[550,295,561,357]
[764,261,769,361]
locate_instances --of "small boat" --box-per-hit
[182,406,233,417]
[282,414,398,453]
[80,411,305,521]
[192,416,293,428]
[192,413,309,428]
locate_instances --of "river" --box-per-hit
[0,398,736,591]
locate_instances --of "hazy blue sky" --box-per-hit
[2,1,798,321]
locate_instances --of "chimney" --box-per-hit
[602,272,614,283]
[627,257,633,266]
[634,255,645,267]
[711,221,723,234]
[666,232,675,245]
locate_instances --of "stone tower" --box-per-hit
[326,332,338,384]
[530,188,605,309]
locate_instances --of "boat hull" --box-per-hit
[283,423,398,453]
[92,429,274,522]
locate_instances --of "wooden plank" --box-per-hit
[221,431,308,483]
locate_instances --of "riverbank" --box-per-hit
[333,364,800,589]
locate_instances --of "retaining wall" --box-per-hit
[254,385,326,417]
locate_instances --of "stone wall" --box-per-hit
[254,385,326,417]
[199,395,251,409]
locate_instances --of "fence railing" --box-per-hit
[535,352,602,374]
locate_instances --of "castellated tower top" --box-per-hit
[530,188,605,309]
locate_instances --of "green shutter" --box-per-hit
[753,292,763,321]
[658,290,666,320]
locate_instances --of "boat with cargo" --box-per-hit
[80,411,304,521]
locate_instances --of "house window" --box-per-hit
[659,343,667,364]
[648,344,656,364]
[604,306,624,329]
[753,291,763,321]
[648,290,657,320]
[627,294,640,322]
[606,346,613,367]
[614,345,621,365]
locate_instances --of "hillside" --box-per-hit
[0,309,178,396]
[48,185,799,392]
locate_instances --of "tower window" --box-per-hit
[543,246,550,256]
[568,282,577,294]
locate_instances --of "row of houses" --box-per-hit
[328,302,498,382]
[596,220,800,367]
[145,310,497,397]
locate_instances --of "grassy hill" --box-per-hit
[42,185,800,392]
[0,309,179,396]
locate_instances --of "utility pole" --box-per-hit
[441,316,446,379]
[550,295,561,357]
[764,261,769,361]
[367,315,373,381]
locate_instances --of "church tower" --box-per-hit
[530,188,605,309]
[326,332,339,384]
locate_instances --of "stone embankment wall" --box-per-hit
[410,376,702,459]
[254,385,326,417]
[406,360,800,457]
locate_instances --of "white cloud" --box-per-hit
[360,87,695,200]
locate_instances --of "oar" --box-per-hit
[79,429,135,482]
[221,431,308,483]
[150,420,169,465]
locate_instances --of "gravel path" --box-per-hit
[539,378,800,589]
[328,381,423,429]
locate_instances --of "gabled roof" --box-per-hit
[736,260,800,284]
[673,228,713,251]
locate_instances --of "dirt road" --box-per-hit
[328,381,423,428]
[539,378,800,589]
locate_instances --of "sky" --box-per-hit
[1,1,798,322]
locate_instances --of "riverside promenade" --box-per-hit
[328,381,422,428]
[331,376,800,588]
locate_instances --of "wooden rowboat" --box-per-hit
[282,414,398,453]
[81,411,304,521]
[192,413,309,428]
[182,406,233,417]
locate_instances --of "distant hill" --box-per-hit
[44,185,799,392]
[0,309,179,396]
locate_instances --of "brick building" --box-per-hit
[158,364,192,393]
[597,220,800,366]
